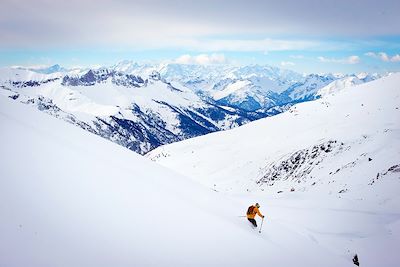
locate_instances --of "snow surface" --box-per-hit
[0,67,62,82]
[213,80,252,100]
[148,73,400,266]
[0,95,353,266]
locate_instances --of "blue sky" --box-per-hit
[1,0,400,74]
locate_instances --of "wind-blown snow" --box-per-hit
[213,80,252,100]
[0,95,352,266]
[317,76,363,97]
[0,67,62,82]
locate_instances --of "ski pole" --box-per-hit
[259,218,264,233]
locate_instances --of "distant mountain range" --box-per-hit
[0,62,381,154]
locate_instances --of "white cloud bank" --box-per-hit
[175,54,226,65]
[2,0,399,50]
[365,52,400,62]
[318,55,360,64]
[280,61,295,66]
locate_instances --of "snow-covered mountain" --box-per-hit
[140,63,307,111]
[21,64,68,74]
[148,73,399,194]
[148,73,400,266]
[1,65,397,266]
[0,63,380,154]
[1,67,268,154]
[316,73,380,97]
[112,62,381,111]
[1,94,356,267]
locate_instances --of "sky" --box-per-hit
[1,0,400,74]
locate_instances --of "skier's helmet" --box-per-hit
[255,203,260,208]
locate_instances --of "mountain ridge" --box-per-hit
[0,62,382,154]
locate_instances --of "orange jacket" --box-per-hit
[247,206,264,219]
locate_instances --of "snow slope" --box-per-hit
[148,73,400,266]
[0,67,62,82]
[0,95,352,266]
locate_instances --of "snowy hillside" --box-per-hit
[16,64,68,74]
[148,73,400,266]
[148,73,399,193]
[316,74,372,97]
[0,94,353,267]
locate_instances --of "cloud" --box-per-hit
[393,55,400,62]
[365,52,400,62]
[1,0,399,49]
[318,55,360,64]
[175,54,226,65]
[290,55,304,59]
[347,56,361,64]
[380,53,390,62]
[280,61,295,66]
[365,52,377,58]
[183,38,319,52]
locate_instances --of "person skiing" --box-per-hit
[246,203,264,227]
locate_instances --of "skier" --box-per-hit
[246,203,265,227]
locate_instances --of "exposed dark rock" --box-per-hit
[11,78,59,88]
[257,140,342,186]
[62,69,146,87]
